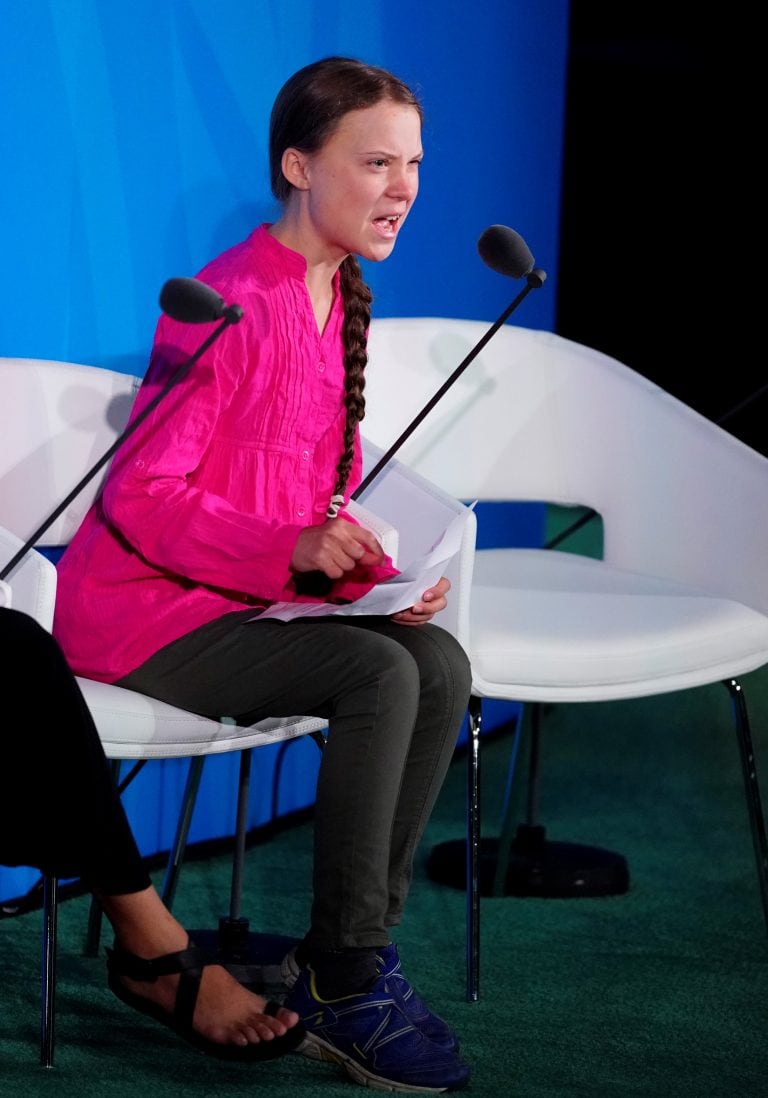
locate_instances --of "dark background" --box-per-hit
[556,6,760,452]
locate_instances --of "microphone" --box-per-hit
[0,281,245,583]
[294,225,546,598]
[477,224,535,278]
[159,277,245,325]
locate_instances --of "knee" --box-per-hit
[448,639,472,701]
[342,630,423,706]
[424,625,473,700]
[380,643,423,699]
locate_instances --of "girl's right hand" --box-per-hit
[291,520,384,579]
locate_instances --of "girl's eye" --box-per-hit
[370,159,388,168]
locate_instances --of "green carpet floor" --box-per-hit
[2,671,767,1096]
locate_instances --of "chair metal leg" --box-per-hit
[40,875,57,1068]
[220,731,323,962]
[217,745,254,960]
[161,754,206,909]
[229,748,252,921]
[492,702,533,896]
[466,694,482,1002]
[310,730,327,752]
[723,678,768,931]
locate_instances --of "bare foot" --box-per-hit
[117,958,300,1048]
[101,888,300,1050]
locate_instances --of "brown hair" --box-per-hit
[269,57,422,508]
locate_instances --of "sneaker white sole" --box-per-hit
[296,1030,459,1093]
[280,946,301,989]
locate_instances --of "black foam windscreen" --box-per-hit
[477,225,535,279]
[159,277,227,323]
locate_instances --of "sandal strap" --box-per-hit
[106,939,208,1029]
[106,939,208,981]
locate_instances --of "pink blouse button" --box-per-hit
[301,450,310,460]
[297,506,306,517]
[317,361,326,373]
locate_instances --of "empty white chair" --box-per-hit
[362,316,768,1000]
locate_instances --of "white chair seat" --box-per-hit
[471,549,768,699]
[76,677,326,760]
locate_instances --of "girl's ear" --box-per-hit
[281,148,311,191]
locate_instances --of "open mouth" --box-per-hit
[372,214,401,237]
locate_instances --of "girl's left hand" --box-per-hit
[391,576,451,626]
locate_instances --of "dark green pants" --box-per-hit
[118,611,472,950]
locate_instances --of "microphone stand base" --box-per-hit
[188,920,300,995]
[426,828,630,898]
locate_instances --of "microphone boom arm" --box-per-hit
[353,268,546,500]
[0,310,243,583]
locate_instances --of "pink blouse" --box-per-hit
[53,225,396,683]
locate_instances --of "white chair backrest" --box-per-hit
[0,358,140,546]
[0,356,475,643]
[363,318,768,613]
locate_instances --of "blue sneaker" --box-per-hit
[284,966,471,1092]
[376,943,460,1054]
[281,942,461,1054]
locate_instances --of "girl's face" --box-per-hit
[287,99,423,264]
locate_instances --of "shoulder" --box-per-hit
[197,226,301,329]
[197,227,269,298]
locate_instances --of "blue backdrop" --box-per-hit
[0,0,569,899]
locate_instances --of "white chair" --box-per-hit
[0,355,476,1060]
[362,316,768,1000]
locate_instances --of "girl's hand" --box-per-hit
[291,520,384,579]
[391,576,451,626]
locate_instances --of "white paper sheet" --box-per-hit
[252,507,472,623]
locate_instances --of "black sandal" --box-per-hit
[106,938,306,1061]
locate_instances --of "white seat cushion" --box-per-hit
[77,677,326,760]
[470,549,768,702]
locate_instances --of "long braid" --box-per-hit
[326,254,373,516]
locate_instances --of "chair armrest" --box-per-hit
[358,437,476,647]
[0,524,57,630]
